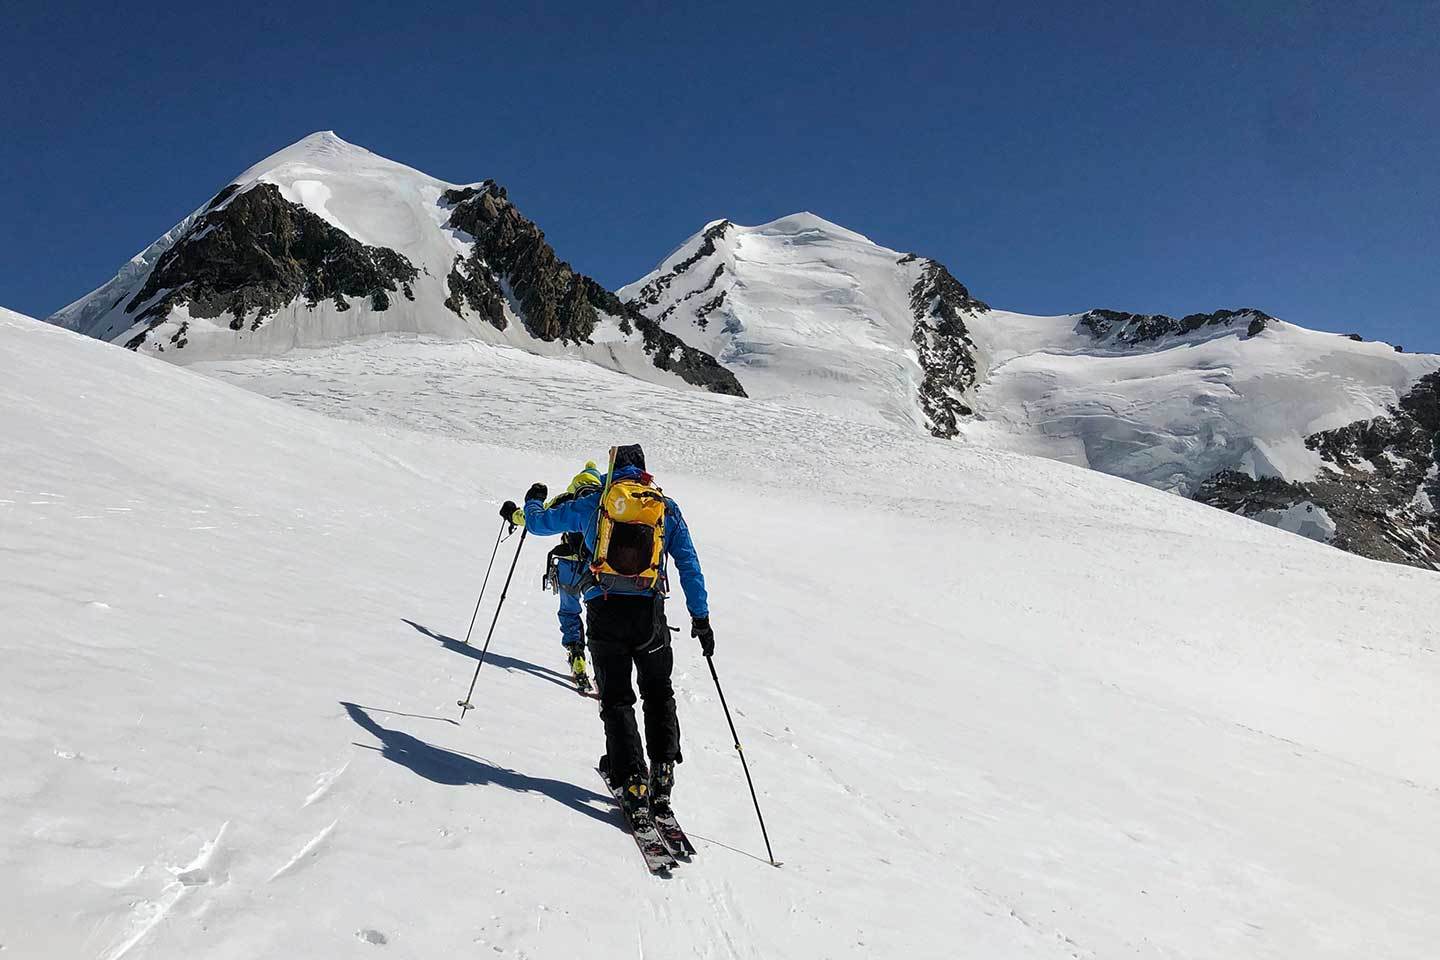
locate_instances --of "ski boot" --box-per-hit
[620,773,652,828]
[564,642,591,694]
[649,761,676,816]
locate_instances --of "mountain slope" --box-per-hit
[966,309,1440,567]
[48,132,742,395]
[620,214,985,434]
[6,308,1439,958]
[624,218,1440,566]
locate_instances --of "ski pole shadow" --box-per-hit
[401,618,574,693]
[345,702,458,726]
[341,702,618,829]
[686,832,785,868]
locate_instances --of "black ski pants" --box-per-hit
[586,593,679,783]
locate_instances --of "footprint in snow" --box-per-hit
[356,929,388,945]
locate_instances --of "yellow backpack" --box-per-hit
[591,475,667,591]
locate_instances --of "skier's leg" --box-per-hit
[635,604,680,768]
[587,597,645,781]
[559,589,587,683]
[558,590,584,649]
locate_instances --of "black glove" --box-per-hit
[691,616,714,657]
[525,482,548,503]
[499,500,519,522]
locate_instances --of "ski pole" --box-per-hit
[462,516,512,646]
[456,528,528,720]
[706,656,780,867]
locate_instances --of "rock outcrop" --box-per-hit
[1196,371,1440,569]
[444,184,744,396]
[122,183,418,351]
[1079,308,1272,347]
[907,259,989,439]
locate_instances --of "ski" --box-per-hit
[597,764,677,874]
[652,807,696,858]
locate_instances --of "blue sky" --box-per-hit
[3,1,1437,349]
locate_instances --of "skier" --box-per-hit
[502,444,713,826]
[500,462,603,689]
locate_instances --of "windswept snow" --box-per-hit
[966,312,1440,494]
[625,215,1440,557]
[621,214,941,431]
[6,309,1439,958]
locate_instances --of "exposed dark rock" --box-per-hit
[581,279,746,396]
[1079,307,1273,347]
[444,182,596,342]
[657,264,727,326]
[444,260,507,331]
[1345,333,1365,342]
[694,289,727,328]
[627,220,734,310]
[1195,370,1440,569]
[908,260,989,439]
[443,184,744,395]
[122,183,418,350]
[205,184,240,211]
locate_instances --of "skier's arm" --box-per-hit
[524,490,594,537]
[665,501,709,619]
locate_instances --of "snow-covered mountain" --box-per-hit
[620,215,986,435]
[6,306,1440,958]
[48,132,742,395]
[43,132,1440,568]
[626,217,1440,568]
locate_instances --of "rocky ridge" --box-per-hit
[1197,371,1440,569]
[442,184,744,396]
[121,183,419,352]
[905,257,989,438]
[1078,307,1273,347]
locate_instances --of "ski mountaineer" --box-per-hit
[499,462,604,690]
[501,444,714,828]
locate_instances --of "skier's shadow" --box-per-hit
[341,702,617,829]
[401,618,574,693]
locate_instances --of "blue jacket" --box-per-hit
[523,467,709,618]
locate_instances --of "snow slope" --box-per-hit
[47,133,737,395]
[965,311,1440,492]
[620,215,975,432]
[624,217,1440,561]
[7,308,1440,958]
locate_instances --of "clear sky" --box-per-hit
[3,1,1437,349]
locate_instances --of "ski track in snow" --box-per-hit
[268,820,339,882]
[99,822,229,960]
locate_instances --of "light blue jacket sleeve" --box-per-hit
[665,500,709,619]
[524,491,596,537]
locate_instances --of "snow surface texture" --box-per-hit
[621,215,949,432]
[624,218,1440,557]
[45,133,719,395]
[964,312,1440,493]
[7,308,1436,957]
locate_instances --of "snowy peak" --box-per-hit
[744,211,877,245]
[621,214,988,435]
[46,134,742,395]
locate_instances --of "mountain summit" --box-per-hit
[49,132,743,395]
[621,214,987,435]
